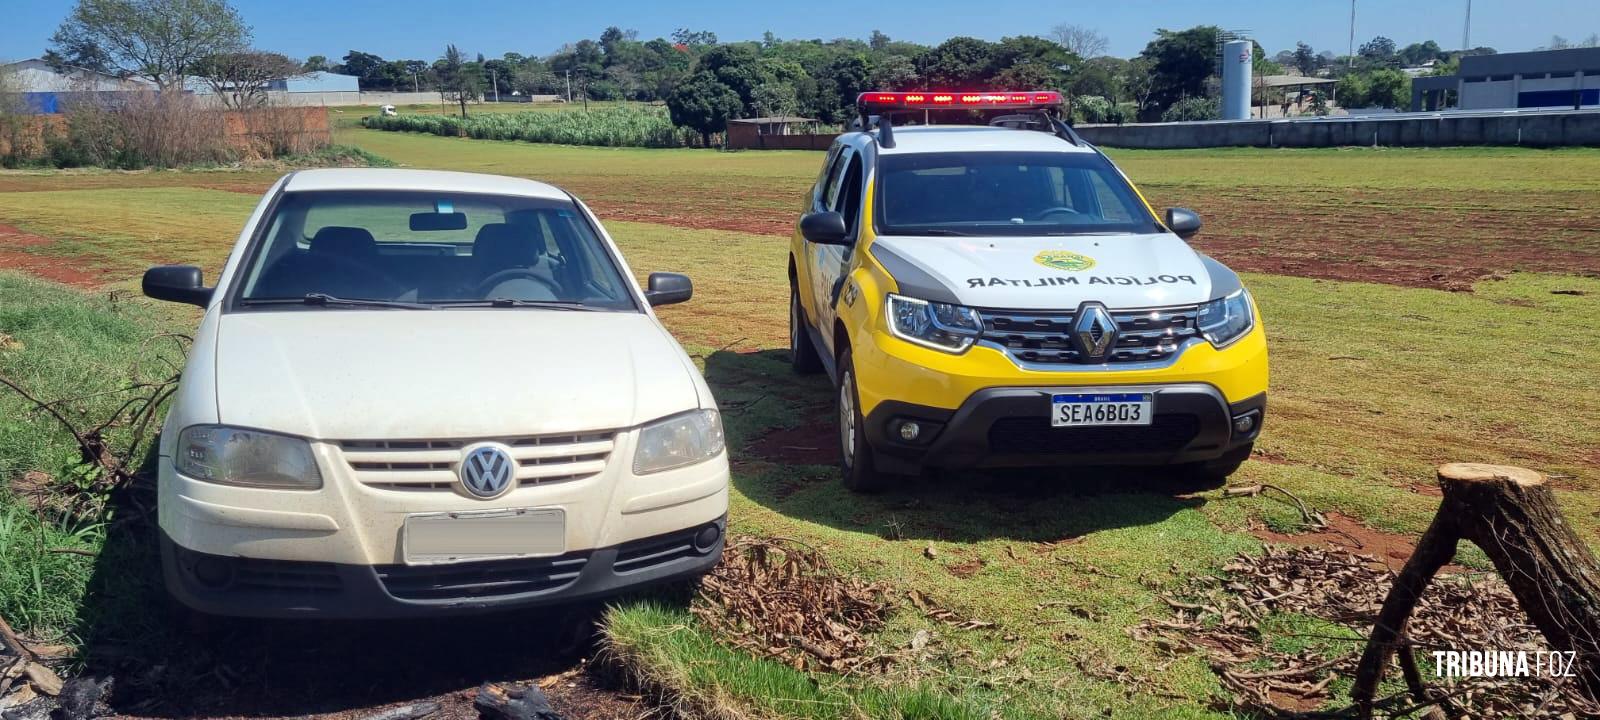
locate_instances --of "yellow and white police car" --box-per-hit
[788,91,1268,491]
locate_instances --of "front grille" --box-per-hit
[230,557,343,594]
[614,529,701,574]
[979,305,1200,365]
[376,553,588,601]
[988,415,1201,455]
[338,432,615,491]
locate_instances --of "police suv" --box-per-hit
[788,91,1268,491]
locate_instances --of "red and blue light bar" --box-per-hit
[857,91,1064,109]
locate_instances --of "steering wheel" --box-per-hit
[1034,206,1083,221]
[474,268,563,300]
[311,252,408,297]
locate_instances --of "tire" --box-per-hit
[789,284,824,375]
[1174,442,1253,491]
[837,348,893,493]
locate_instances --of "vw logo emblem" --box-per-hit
[1073,302,1119,361]
[458,443,516,498]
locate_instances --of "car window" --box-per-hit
[875,151,1160,236]
[834,154,865,236]
[234,190,636,310]
[820,146,853,211]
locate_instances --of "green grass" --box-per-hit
[0,273,187,638]
[364,104,698,148]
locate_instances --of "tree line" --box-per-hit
[38,0,1542,137]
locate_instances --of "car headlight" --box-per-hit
[173,425,323,489]
[633,409,724,475]
[885,294,983,353]
[1197,289,1255,348]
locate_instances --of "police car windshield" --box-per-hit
[876,151,1161,237]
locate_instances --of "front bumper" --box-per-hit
[161,516,724,618]
[866,385,1264,471]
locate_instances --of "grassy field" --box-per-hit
[1,129,1598,718]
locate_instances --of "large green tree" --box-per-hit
[436,44,481,117]
[49,0,249,90]
[1137,25,1221,119]
[666,71,742,147]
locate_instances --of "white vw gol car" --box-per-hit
[142,169,728,617]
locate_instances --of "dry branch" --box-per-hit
[1353,464,1600,717]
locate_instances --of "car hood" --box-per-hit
[213,310,699,440]
[870,233,1235,310]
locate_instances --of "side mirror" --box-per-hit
[644,272,693,307]
[799,211,850,245]
[1164,207,1202,239]
[142,265,213,307]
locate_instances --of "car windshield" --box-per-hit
[875,151,1162,236]
[234,190,636,310]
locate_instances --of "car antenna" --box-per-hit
[877,111,896,149]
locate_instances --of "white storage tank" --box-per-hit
[1221,40,1253,120]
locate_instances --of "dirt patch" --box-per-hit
[749,421,836,466]
[945,557,986,579]
[1250,511,1461,573]
[0,224,118,287]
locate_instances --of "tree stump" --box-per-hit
[1352,463,1600,717]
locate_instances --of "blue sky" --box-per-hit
[5,0,1598,63]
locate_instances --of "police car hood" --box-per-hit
[870,233,1233,309]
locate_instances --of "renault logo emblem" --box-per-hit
[459,443,516,498]
[1073,302,1119,361]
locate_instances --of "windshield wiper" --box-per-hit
[432,298,598,311]
[240,293,436,310]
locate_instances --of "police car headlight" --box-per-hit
[634,409,725,475]
[174,425,322,489]
[886,294,982,353]
[1197,289,1255,348]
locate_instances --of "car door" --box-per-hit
[812,146,866,356]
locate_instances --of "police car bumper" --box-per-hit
[160,516,724,618]
[864,384,1264,472]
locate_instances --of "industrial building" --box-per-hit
[1,58,150,112]
[1412,47,1600,111]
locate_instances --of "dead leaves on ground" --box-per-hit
[1137,545,1600,718]
[693,536,894,674]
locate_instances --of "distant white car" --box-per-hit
[142,169,728,617]
[380,104,397,116]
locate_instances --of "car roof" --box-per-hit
[861,124,1099,156]
[282,168,571,200]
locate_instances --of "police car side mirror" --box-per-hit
[800,211,851,246]
[1165,207,1202,239]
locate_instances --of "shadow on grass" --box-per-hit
[707,348,1208,544]
[68,443,660,718]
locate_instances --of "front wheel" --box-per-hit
[837,348,892,493]
[1173,443,1253,491]
[790,284,823,375]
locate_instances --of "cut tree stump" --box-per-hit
[1352,463,1600,717]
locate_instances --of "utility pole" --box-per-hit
[412,71,418,93]
[564,70,571,103]
[491,68,499,102]
[1462,0,1472,50]
[1348,0,1357,67]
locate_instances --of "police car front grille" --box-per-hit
[978,305,1200,365]
[338,433,615,491]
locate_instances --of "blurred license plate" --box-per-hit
[1051,393,1153,427]
[402,508,565,565]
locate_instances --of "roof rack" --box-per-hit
[854,91,1080,148]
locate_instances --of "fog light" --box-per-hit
[191,556,234,589]
[898,421,921,441]
[693,524,722,553]
[1233,413,1256,434]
